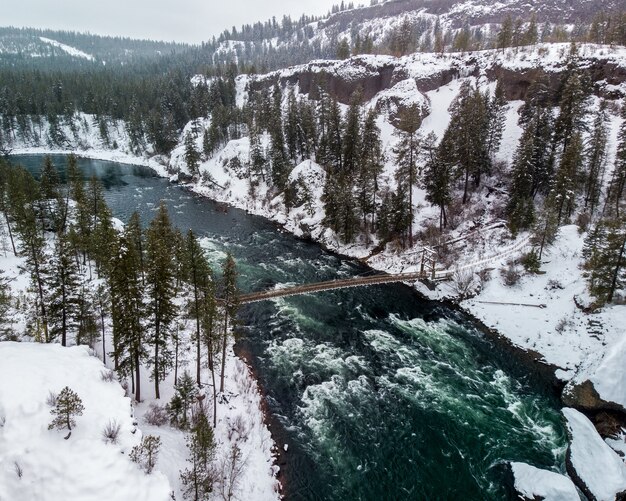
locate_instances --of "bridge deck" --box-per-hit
[239,271,426,304]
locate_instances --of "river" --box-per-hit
[13,154,567,500]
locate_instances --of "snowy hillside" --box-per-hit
[212,0,622,67]
[0,342,171,501]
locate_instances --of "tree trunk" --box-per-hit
[31,241,49,343]
[100,303,106,365]
[135,348,141,402]
[220,313,228,394]
[4,212,16,256]
[462,168,470,204]
[607,232,626,304]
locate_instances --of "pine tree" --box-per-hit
[497,15,514,50]
[606,107,626,217]
[9,167,50,342]
[48,386,84,437]
[585,215,626,304]
[342,88,363,176]
[393,105,423,247]
[0,269,12,340]
[531,204,559,260]
[183,230,213,386]
[553,50,587,152]
[444,82,491,204]
[524,13,539,45]
[145,202,177,399]
[584,104,609,215]
[423,133,452,232]
[486,80,507,158]
[180,410,217,500]
[549,132,584,224]
[48,233,81,346]
[184,132,201,177]
[248,122,266,182]
[167,371,198,429]
[130,435,161,474]
[284,89,300,162]
[219,253,238,394]
[268,85,290,193]
[110,233,145,401]
[357,109,383,244]
[39,155,62,230]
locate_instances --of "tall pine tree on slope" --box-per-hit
[145,202,177,399]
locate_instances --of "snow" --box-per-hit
[133,346,281,501]
[0,342,171,501]
[39,37,95,62]
[586,334,626,410]
[510,462,580,501]
[562,407,626,501]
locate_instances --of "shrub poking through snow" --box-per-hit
[144,403,169,426]
[502,263,522,286]
[130,435,161,474]
[100,369,116,382]
[102,419,121,444]
[46,390,58,407]
[48,386,84,438]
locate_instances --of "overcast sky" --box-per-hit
[2,0,343,44]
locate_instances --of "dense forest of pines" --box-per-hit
[0,155,241,429]
[1,9,625,158]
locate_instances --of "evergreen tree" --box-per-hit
[39,155,62,230]
[48,386,84,436]
[167,371,198,429]
[219,253,238,394]
[180,410,217,500]
[444,82,491,204]
[48,233,81,346]
[606,107,626,217]
[393,105,423,247]
[248,122,266,182]
[183,230,212,386]
[497,15,514,50]
[423,133,452,231]
[531,203,559,260]
[130,435,161,474]
[585,215,626,304]
[584,104,609,215]
[549,132,584,224]
[357,109,383,244]
[110,233,145,401]
[342,88,363,176]
[145,202,177,399]
[184,132,201,177]
[9,167,50,342]
[268,85,289,192]
[486,80,507,158]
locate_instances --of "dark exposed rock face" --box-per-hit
[562,379,626,416]
[248,51,626,108]
[249,58,397,104]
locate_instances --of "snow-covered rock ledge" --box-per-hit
[563,408,626,501]
[510,462,580,501]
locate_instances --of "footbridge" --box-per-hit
[237,237,530,305]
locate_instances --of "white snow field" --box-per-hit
[510,462,580,501]
[0,342,171,501]
[563,408,626,501]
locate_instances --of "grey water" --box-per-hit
[14,154,567,500]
